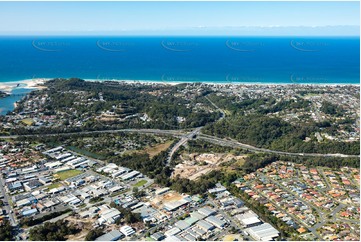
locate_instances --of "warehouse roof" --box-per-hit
[205,215,226,228]
[198,207,216,217]
[175,220,190,230]
[246,223,279,241]
[196,220,215,231]
[95,230,124,241]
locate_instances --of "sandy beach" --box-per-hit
[0,78,49,93]
[84,78,359,87]
[0,78,358,94]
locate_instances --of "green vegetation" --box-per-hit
[11,78,220,135]
[109,202,142,224]
[54,169,83,181]
[241,154,278,173]
[186,139,234,153]
[0,221,14,241]
[66,145,105,160]
[20,118,35,126]
[203,114,359,155]
[89,197,104,204]
[46,182,62,190]
[110,151,172,187]
[280,155,360,169]
[85,228,105,241]
[132,187,146,198]
[20,209,72,227]
[258,99,311,114]
[28,220,79,241]
[202,93,358,155]
[171,170,238,195]
[133,179,147,187]
[320,101,343,116]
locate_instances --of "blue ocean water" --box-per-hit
[0,36,359,84]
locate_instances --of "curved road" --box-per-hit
[0,128,358,158]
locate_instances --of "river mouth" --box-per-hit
[0,88,32,116]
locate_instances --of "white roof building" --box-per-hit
[164,227,181,237]
[198,207,216,217]
[120,225,135,237]
[98,208,121,225]
[164,198,189,211]
[235,210,262,227]
[44,161,62,168]
[246,223,279,241]
[120,171,140,180]
[205,215,226,229]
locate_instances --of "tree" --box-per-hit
[0,221,13,241]
[132,187,145,198]
[85,228,104,241]
[29,220,79,241]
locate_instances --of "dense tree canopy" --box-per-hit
[29,220,79,241]
[0,221,13,241]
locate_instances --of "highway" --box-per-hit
[0,128,185,139]
[1,93,358,159]
[0,128,359,158]
[166,127,202,165]
[198,134,360,158]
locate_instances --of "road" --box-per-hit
[204,95,226,121]
[166,127,202,165]
[0,174,17,226]
[0,128,185,139]
[1,128,358,159]
[197,134,360,158]
[165,94,226,165]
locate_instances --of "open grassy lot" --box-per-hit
[54,169,83,181]
[46,182,62,189]
[21,118,34,126]
[145,140,173,158]
[66,146,105,160]
[133,179,147,187]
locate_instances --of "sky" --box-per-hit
[0,1,359,35]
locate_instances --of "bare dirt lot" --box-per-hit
[145,140,173,158]
[151,190,184,209]
[65,216,96,241]
[172,153,246,180]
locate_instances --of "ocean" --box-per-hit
[0,36,359,84]
[0,36,359,115]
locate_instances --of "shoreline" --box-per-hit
[0,78,49,93]
[0,78,359,93]
[84,78,360,86]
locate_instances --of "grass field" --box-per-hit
[54,169,83,181]
[30,142,42,148]
[133,179,147,187]
[47,182,62,189]
[21,118,34,126]
[145,140,173,158]
[66,146,105,160]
